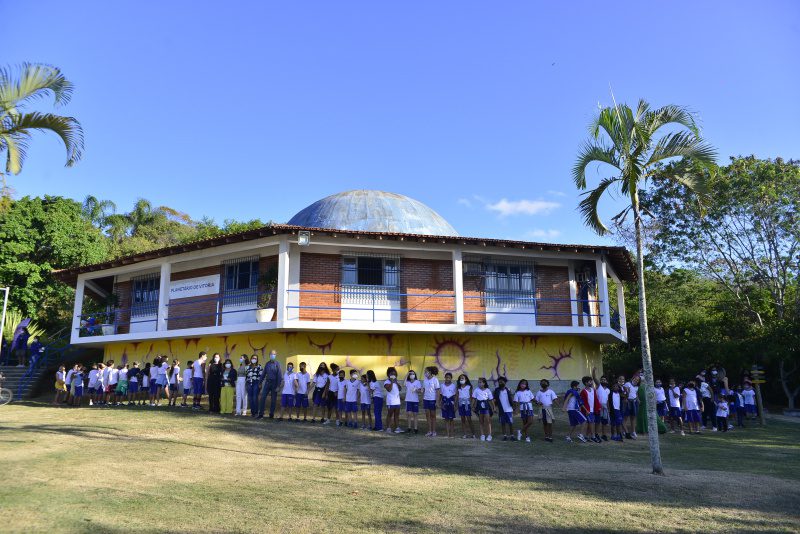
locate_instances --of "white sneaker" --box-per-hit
[631,432,637,439]
[394,428,404,433]
[565,436,573,443]
[486,435,492,442]
[517,430,522,440]
[525,437,531,443]
[431,432,437,437]
[712,427,718,432]
[577,434,588,443]
[425,432,432,437]
[680,431,686,436]
[701,426,706,430]
[480,435,486,441]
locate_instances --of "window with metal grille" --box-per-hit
[131,273,160,317]
[341,254,400,303]
[464,255,536,308]
[222,256,260,306]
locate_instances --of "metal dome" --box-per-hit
[287,190,458,236]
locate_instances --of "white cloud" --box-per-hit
[526,229,562,239]
[457,198,473,208]
[547,190,567,197]
[486,198,560,217]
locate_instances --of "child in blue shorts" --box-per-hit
[440,372,457,438]
[359,374,372,430]
[404,370,422,434]
[494,377,515,441]
[471,377,494,441]
[513,379,535,443]
[564,380,588,443]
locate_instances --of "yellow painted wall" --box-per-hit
[103,333,602,384]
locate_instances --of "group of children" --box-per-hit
[52,354,760,443]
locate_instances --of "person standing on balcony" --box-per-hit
[206,353,223,413]
[257,350,282,419]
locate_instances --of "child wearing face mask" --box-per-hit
[535,379,559,443]
[311,363,330,423]
[384,367,402,433]
[220,358,237,414]
[359,374,372,430]
[494,377,515,441]
[294,362,311,422]
[246,356,263,418]
[514,379,535,443]
[235,356,248,416]
[279,362,298,421]
[345,370,360,428]
[335,369,347,427]
[654,379,668,423]
[472,377,494,442]
[457,374,476,439]
[181,360,193,408]
[595,375,611,441]
[440,372,457,438]
[326,364,340,425]
[404,370,422,434]
[683,381,702,434]
[367,370,383,431]
[422,366,440,437]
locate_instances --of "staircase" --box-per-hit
[0,365,47,401]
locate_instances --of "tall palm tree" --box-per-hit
[127,198,159,236]
[0,63,84,193]
[82,195,117,227]
[573,99,716,475]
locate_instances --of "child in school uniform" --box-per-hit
[667,378,685,436]
[440,372,457,438]
[457,374,476,439]
[335,368,347,426]
[472,377,494,442]
[717,395,730,433]
[368,370,384,431]
[580,376,602,443]
[513,379,535,443]
[595,376,611,441]
[127,362,141,406]
[564,380,587,443]
[326,363,340,425]
[182,361,193,408]
[115,365,129,405]
[384,367,402,433]
[359,374,372,429]
[535,379,558,443]
[609,382,625,441]
[683,381,702,434]
[92,364,105,406]
[622,375,640,439]
[344,370,360,428]
[107,364,119,406]
[742,382,757,420]
[654,379,668,423]
[494,377,515,441]
[149,357,160,407]
[311,363,330,423]
[294,362,311,422]
[87,364,99,406]
[734,386,746,428]
[279,362,298,421]
[53,365,67,405]
[422,366,440,437]
[168,360,180,407]
[71,366,85,407]
[140,363,150,406]
[404,370,422,434]
[157,358,170,405]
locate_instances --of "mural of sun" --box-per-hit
[431,337,472,373]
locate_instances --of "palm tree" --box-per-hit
[573,99,716,475]
[82,195,117,227]
[127,198,159,236]
[0,63,84,194]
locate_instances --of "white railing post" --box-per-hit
[157,262,171,331]
[595,257,610,328]
[277,238,290,324]
[71,276,86,344]
[567,261,579,327]
[452,249,464,325]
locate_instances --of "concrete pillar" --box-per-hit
[567,261,579,327]
[277,238,291,323]
[156,262,171,331]
[71,276,86,344]
[452,249,464,324]
[595,257,611,328]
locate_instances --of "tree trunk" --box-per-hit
[633,199,664,475]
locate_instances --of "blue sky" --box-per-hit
[4,1,799,245]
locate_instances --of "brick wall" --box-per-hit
[463,275,486,324]
[400,258,455,324]
[299,253,341,321]
[536,265,571,326]
[167,266,222,330]
[114,281,131,334]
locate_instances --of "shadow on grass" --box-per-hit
[8,399,800,523]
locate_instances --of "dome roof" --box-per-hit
[287,190,458,236]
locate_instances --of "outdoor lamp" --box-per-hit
[298,231,311,247]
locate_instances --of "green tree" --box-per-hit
[573,100,716,474]
[0,196,108,330]
[81,195,117,227]
[645,156,800,407]
[0,63,84,195]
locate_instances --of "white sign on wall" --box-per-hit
[169,274,220,300]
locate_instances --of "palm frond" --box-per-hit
[577,176,620,235]
[1,111,84,171]
[645,104,700,137]
[647,131,717,167]
[0,63,74,111]
[0,132,31,174]
[572,142,620,189]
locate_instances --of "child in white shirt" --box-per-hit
[535,379,559,442]
[404,371,422,434]
[359,374,372,430]
[472,377,494,442]
[344,370,360,428]
[513,379,535,442]
[383,367,402,433]
[440,372,457,438]
[457,374,476,438]
[294,362,311,422]
[279,363,298,421]
[422,367,440,437]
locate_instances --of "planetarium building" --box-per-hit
[56,190,633,389]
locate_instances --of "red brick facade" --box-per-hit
[463,275,486,325]
[535,265,572,326]
[299,253,341,321]
[400,258,455,324]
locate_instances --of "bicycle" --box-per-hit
[0,373,13,405]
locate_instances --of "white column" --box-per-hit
[595,257,611,328]
[567,261,579,327]
[452,249,464,325]
[616,280,628,339]
[156,262,171,331]
[277,238,291,324]
[71,276,86,344]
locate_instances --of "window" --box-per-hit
[341,256,400,287]
[131,274,160,317]
[465,256,535,308]
[223,256,260,305]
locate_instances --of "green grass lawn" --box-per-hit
[1,400,799,533]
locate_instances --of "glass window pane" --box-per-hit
[342,258,357,285]
[358,257,383,286]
